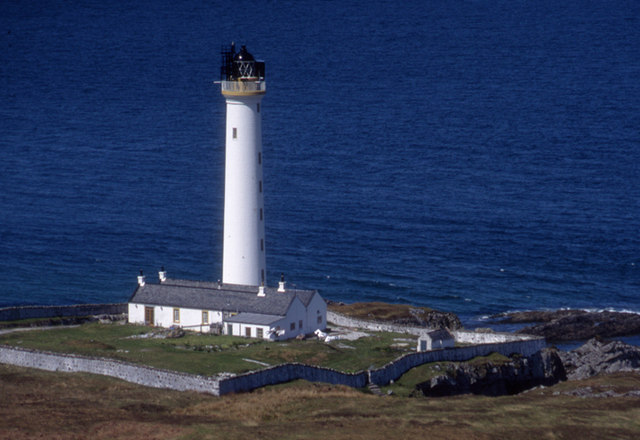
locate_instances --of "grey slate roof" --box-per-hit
[420,329,453,341]
[129,278,318,316]
[225,313,283,325]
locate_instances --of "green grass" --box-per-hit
[0,322,416,375]
[0,315,95,328]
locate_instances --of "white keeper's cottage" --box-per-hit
[128,43,327,340]
[128,271,327,341]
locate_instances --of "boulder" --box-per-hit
[558,338,640,380]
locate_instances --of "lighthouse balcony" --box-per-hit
[221,80,266,96]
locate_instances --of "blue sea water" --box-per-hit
[1,1,639,330]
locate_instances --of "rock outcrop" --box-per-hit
[326,301,462,330]
[413,348,566,397]
[558,338,640,380]
[495,310,640,342]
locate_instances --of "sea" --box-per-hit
[1,1,639,336]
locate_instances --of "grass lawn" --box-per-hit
[0,322,416,375]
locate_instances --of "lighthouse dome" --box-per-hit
[233,46,257,79]
[234,45,255,62]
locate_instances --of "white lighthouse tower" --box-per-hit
[219,44,267,286]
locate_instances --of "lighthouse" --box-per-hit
[219,44,267,286]
[127,44,328,340]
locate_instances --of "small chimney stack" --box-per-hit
[158,266,167,283]
[137,270,146,287]
[278,273,286,292]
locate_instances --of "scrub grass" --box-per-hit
[1,364,639,440]
[328,301,434,321]
[0,322,416,375]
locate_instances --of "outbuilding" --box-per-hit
[417,329,455,351]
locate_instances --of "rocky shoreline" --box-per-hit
[492,309,640,342]
[413,339,640,397]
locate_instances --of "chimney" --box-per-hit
[257,283,266,297]
[277,273,286,292]
[137,270,146,287]
[158,266,167,283]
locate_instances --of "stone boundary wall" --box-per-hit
[0,303,127,322]
[368,338,546,386]
[0,344,223,395]
[452,329,539,344]
[327,311,432,336]
[219,363,367,395]
[327,310,540,344]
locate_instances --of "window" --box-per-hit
[259,181,262,192]
[232,127,237,139]
[202,311,209,324]
[258,152,262,164]
[257,103,260,113]
[173,308,180,323]
[256,328,263,339]
[260,239,264,251]
[290,322,295,331]
[245,327,252,337]
[260,208,263,220]
[299,320,303,330]
[317,316,323,324]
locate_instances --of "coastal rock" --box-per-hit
[326,300,462,330]
[497,310,640,342]
[413,348,566,397]
[391,309,461,330]
[558,338,640,381]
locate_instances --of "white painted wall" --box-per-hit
[128,303,222,331]
[128,303,145,324]
[304,293,327,334]
[222,91,266,287]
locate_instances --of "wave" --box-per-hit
[480,307,640,321]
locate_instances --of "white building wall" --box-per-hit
[154,305,177,327]
[128,304,223,331]
[128,303,145,324]
[281,297,307,339]
[304,293,327,334]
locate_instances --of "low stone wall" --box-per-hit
[369,338,546,386]
[219,363,367,395]
[453,329,540,344]
[327,311,431,335]
[0,344,223,394]
[327,311,540,344]
[0,304,127,322]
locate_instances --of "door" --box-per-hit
[144,307,154,325]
